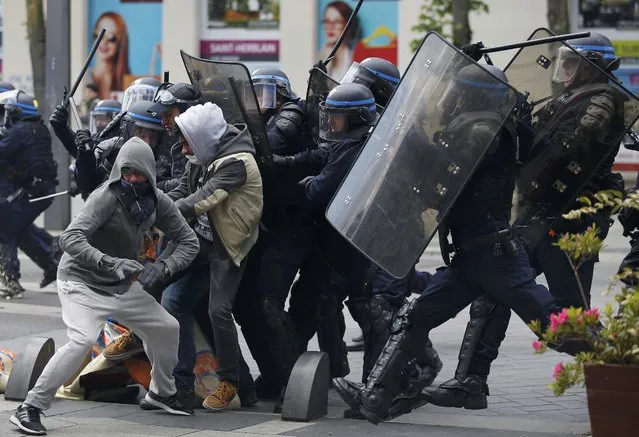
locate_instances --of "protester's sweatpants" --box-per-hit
[24,279,180,410]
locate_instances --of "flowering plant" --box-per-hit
[529,190,639,395]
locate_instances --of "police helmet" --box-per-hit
[0,90,40,127]
[340,57,400,107]
[0,81,15,92]
[89,99,122,135]
[251,67,293,110]
[120,100,164,149]
[437,64,510,123]
[121,77,162,112]
[552,32,619,86]
[319,83,377,142]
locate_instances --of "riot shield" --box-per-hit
[306,67,339,145]
[180,51,286,227]
[180,50,272,161]
[503,28,639,246]
[325,32,519,278]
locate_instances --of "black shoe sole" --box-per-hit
[144,393,193,416]
[10,415,46,435]
[425,393,488,410]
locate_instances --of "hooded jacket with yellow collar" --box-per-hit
[169,103,263,266]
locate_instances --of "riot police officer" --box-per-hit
[333,60,562,424]
[121,77,163,111]
[233,67,315,401]
[423,32,627,411]
[0,91,59,297]
[49,77,162,199]
[339,57,402,354]
[340,57,400,107]
[93,100,164,180]
[285,84,378,382]
[89,99,122,135]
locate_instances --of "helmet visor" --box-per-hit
[552,46,582,84]
[253,83,277,111]
[319,104,376,141]
[122,85,158,111]
[89,112,115,134]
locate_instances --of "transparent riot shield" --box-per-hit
[180,50,272,161]
[306,67,339,145]
[503,28,639,246]
[325,32,519,278]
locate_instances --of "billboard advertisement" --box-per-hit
[317,0,399,80]
[88,0,163,100]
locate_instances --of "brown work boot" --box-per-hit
[202,381,238,411]
[103,331,145,360]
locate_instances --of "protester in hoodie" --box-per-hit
[163,102,263,411]
[10,138,200,436]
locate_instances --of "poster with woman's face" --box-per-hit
[317,0,398,81]
[88,0,163,100]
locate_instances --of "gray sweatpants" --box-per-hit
[25,279,180,410]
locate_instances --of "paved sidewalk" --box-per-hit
[3,223,629,436]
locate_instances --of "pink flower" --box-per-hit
[584,308,600,320]
[556,312,569,325]
[577,315,584,324]
[532,341,544,353]
[553,362,565,379]
[549,311,569,332]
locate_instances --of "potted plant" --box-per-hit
[530,190,639,437]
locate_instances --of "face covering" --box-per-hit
[186,154,202,165]
[118,179,156,225]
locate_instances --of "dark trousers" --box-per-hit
[467,220,609,377]
[0,179,55,282]
[234,225,312,389]
[159,246,254,392]
[412,245,557,335]
[162,232,246,385]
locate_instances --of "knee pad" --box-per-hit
[469,296,503,319]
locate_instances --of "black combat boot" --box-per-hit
[333,378,365,419]
[423,374,488,409]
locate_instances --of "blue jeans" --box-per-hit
[161,263,209,389]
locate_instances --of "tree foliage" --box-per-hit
[410,0,489,53]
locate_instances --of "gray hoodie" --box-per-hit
[57,137,199,295]
[170,103,263,265]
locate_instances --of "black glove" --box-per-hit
[74,129,94,151]
[138,261,170,295]
[310,60,327,75]
[298,175,314,187]
[461,42,485,62]
[100,255,144,280]
[49,104,69,127]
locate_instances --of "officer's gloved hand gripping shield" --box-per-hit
[503,28,639,247]
[325,32,519,278]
